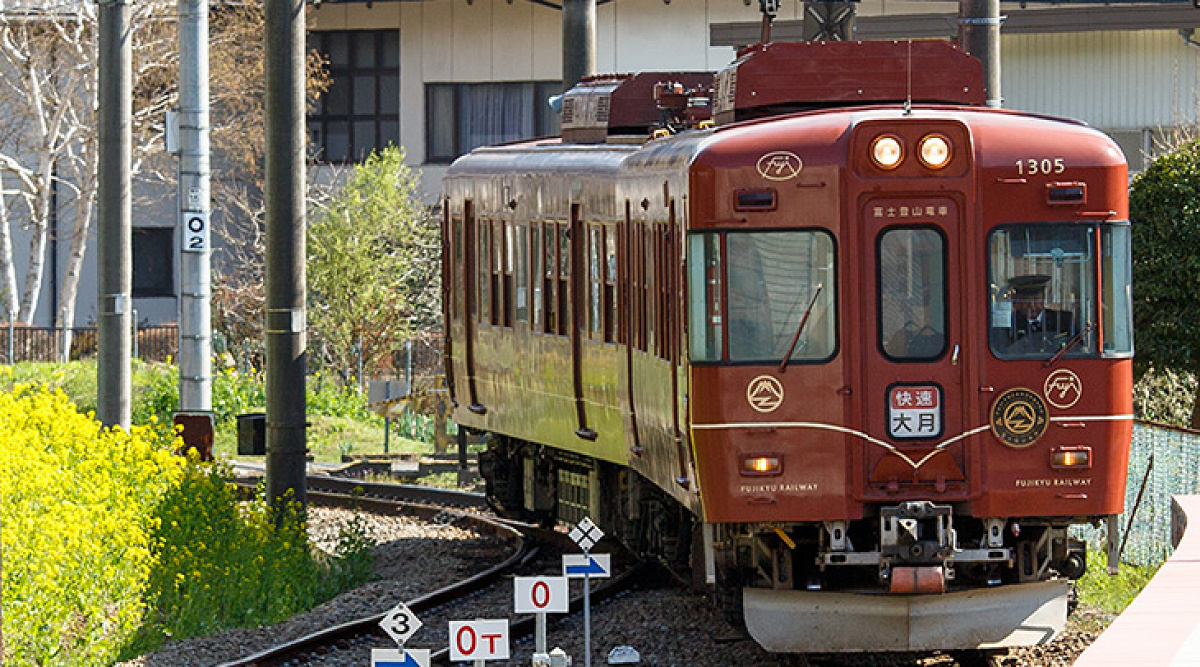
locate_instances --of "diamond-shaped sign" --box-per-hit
[379,602,422,647]
[569,517,605,552]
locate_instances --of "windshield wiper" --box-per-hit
[1044,321,1098,368]
[779,283,823,373]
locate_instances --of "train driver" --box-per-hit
[1006,274,1074,351]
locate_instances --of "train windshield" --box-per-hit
[988,222,1132,359]
[688,230,837,364]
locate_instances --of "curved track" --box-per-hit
[218,472,647,666]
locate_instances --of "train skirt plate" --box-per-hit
[743,579,1070,653]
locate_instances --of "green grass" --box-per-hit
[1077,551,1162,615]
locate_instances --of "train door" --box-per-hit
[463,200,485,414]
[858,197,971,497]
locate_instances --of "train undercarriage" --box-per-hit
[477,431,1092,653]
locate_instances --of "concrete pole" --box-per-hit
[959,0,1002,108]
[562,0,595,92]
[264,0,308,509]
[178,0,213,415]
[97,0,132,430]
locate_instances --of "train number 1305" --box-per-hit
[1015,157,1066,176]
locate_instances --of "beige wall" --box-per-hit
[310,1,1200,195]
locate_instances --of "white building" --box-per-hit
[307,1,1200,197]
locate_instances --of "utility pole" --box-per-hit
[264,0,308,510]
[562,0,595,92]
[959,0,1002,108]
[176,0,215,456]
[97,0,132,430]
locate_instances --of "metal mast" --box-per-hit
[178,0,213,425]
[264,0,308,510]
[959,0,1002,108]
[562,0,595,91]
[97,0,132,429]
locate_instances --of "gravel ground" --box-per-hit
[120,506,1107,667]
[116,506,507,667]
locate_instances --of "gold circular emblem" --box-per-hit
[747,375,784,413]
[756,151,803,181]
[1043,369,1083,410]
[990,388,1049,448]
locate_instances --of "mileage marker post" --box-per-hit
[514,576,569,657]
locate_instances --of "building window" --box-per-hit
[308,30,400,164]
[133,227,174,298]
[426,81,562,164]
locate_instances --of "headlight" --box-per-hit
[871,135,904,170]
[918,134,952,169]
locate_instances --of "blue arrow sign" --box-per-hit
[562,553,612,578]
[566,557,605,575]
[371,648,430,667]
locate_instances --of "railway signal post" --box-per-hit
[565,517,610,667]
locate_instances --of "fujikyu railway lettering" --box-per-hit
[1014,478,1092,488]
[741,483,819,494]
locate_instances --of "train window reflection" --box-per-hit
[688,231,836,364]
[988,224,1098,358]
[879,228,946,361]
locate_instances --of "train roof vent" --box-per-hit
[712,40,986,125]
[559,71,714,144]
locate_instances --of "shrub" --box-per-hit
[0,382,375,665]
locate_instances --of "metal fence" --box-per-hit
[0,323,178,364]
[1077,421,1200,566]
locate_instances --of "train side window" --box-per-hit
[531,223,543,331]
[515,224,528,324]
[605,224,617,343]
[688,233,724,362]
[479,218,492,325]
[491,219,503,326]
[589,224,603,339]
[543,221,557,334]
[451,212,463,320]
[879,228,947,361]
[502,219,514,327]
[558,223,570,336]
[1100,223,1133,355]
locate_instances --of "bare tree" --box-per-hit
[0,0,177,358]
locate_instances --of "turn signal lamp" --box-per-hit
[871,135,904,170]
[1051,446,1092,470]
[918,134,952,169]
[740,453,783,476]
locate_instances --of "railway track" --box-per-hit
[219,471,650,666]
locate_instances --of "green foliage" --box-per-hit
[307,146,441,382]
[1076,551,1161,614]
[128,470,374,654]
[1134,365,1198,427]
[1131,139,1200,395]
[0,381,375,665]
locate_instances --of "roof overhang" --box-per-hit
[712,5,1200,48]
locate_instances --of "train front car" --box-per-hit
[687,42,1132,653]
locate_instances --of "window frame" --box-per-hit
[307,30,400,164]
[876,225,949,363]
[425,81,562,164]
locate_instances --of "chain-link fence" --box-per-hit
[1076,421,1200,566]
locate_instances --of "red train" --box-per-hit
[441,39,1132,654]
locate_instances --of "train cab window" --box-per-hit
[989,224,1102,359]
[688,230,836,364]
[879,228,947,361]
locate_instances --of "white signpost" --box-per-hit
[373,602,429,667]
[567,517,606,667]
[515,576,569,656]
[449,619,510,665]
